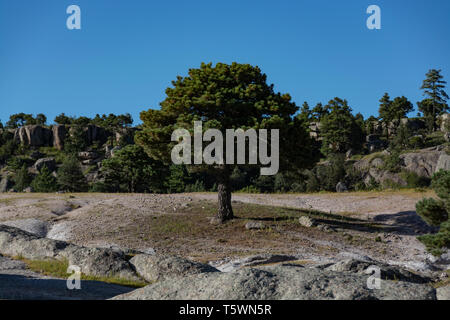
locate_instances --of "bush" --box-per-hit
[402,171,430,188]
[416,198,448,226]
[418,220,450,256]
[31,166,58,192]
[382,149,403,173]
[14,164,32,192]
[57,156,88,192]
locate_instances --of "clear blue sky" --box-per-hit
[1,0,449,125]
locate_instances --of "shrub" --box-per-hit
[14,164,32,192]
[57,156,88,192]
[418,220,450,256]
[31,166,58,192]
[416,198,448,226]
[401,171,430,188]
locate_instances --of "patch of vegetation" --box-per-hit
[416,170,450,256]
[15,257,147,288]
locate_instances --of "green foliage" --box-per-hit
[6,113,41,128]
[184,180,206,192]
[320,98,364,155]
[382,149,402,173]
[54,113,73,125]
[64,126,88,154]
[419,69,449,132]
[101,144,166,193]
[57,156,88,192]
[418,220,450,256]
[14,164,32,192]
[401,171,430,188]
[416,170,450,255]
[31,166,58,193]
[432,170,450,210]
[416,198,447,226]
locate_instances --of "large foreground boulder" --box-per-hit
[129,254,218,282]
[0,225,139,281]
[112,265,436,300]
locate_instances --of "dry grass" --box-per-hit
[12,256,148,288]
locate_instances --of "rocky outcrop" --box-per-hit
[83,125,108,145]
[0,225,139,281]
[12,124,110,149]
[112,264,436,300]
[0,175,13,193]
[33,158,56,172]
[436,285,450,300]
[322,259,430,284]
[13,125,53,147]
[366,134,386,152]
[353,146,448,187]
[129,254,218,283]
[399,147,444,178]
[336,182,348,193]
[0,219,50,238]
[436,154,450,172]
[52,125,66,150]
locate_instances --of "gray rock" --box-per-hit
[436,154,450,172]
[0,254,27,271]
[371,158,384,168]
[323,259,430,284]
[14,125,53,147]
[129,254,218,282]
[78,151,99,160]
[214,254,297,272]
[0,225,139,280]
[436,285,450,300]
[299,216,316,228]
[34,158,56,172]
[0,176,13,193]
[336,182,348,193]
[245,221,266,230]
[444,132,450,142]
[112,265,436,300]
[0,219,50,238]
[52,125,66,150]
[400,150,442,178]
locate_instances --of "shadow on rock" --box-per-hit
[0,274,135,300]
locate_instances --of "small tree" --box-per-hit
[416,170,450,255]
[31,166,58,192]
[101,144,166,193]
[320,98,363,155]
[419,69,449,131]
[14,164,32,192]
[57,156,88,192]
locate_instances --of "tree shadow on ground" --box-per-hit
[0,274,135,300]
[372,211,438,236]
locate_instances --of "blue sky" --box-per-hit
[1,0,449,125]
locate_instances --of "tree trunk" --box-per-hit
[216,168,234,223]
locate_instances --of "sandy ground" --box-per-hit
[0,191,443,274]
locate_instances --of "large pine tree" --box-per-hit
[136,62,316,223]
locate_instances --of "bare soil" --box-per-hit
[0,190,439,272]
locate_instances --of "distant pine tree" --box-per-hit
[31,166,58,193]
[57,156,88,192]
[14,164,32,192]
